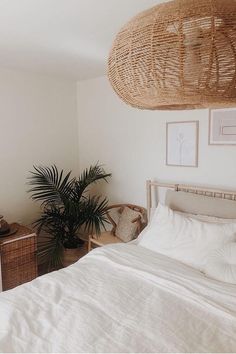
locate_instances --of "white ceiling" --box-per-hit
[0,0,165,81]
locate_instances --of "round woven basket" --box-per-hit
[108,0,236,110]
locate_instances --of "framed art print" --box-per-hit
[209,108,236,145]
[166,121,199,167]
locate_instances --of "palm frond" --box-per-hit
[74,164,111,201]
[80,195,109,234]
[34,206,64,232]
[28,165,75,206]
[38,234,64,270]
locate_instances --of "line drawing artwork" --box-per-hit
[209,109,236,145]
[166,121,198,167]
[177,132,187,165]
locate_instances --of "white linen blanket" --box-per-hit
[0,243,236,353]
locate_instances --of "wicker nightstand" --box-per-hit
[0,223,38,291]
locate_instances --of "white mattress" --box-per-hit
[0,243,236,353]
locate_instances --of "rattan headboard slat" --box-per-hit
[146,180,236,221]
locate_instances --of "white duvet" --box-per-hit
[0,243,236,353]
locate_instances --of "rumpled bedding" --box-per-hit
[0,243,236,353]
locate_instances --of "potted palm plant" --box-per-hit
[28,164,111,270]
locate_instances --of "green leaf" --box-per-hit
[74,163,111,201]
[80,195,109,234]
[28,165,75,206]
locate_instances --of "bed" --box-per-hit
[0,180,236,353]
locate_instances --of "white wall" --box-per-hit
[77,76,236,208]
[0,68,78,225]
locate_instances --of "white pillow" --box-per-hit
[177,211,236,224]
[204,243,236,284]
[138,204,236,271]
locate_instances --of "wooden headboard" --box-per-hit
[146,180,236,221]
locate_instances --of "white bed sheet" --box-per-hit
[0,243,236,353]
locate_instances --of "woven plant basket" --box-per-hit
[62,247,82,268]
[108,0,236,110]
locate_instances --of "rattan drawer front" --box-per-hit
[1,235,37,291]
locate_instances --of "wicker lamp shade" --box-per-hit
[108,0,236,110]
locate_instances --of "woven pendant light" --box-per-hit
[108,0,236,110]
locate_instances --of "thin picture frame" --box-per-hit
[209,108,236,146]
[166,121,199,168]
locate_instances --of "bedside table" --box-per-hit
[0,223,37,291]
[88,232,123,252]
